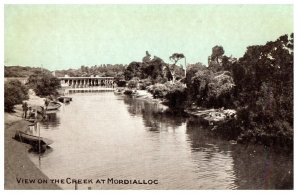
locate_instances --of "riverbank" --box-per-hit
[4,95,60,189]
[132,89,293,150]
[124,89,169,113]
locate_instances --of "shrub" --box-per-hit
[164,82,187,111]
[124,89,133,95]
[127,79,138,89]
[4,80,29,112]
[188,70,235,108]
[147,82,187,111]
[147,83,169,98]
[207,71,235,103]
[138,78,153,90]
[116,80,126,87]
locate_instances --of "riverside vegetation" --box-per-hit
[4,33,293,150]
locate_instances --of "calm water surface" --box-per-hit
[29,92,293,189]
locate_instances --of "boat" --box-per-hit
[25,118,36,123]
[58,96,72,103]
[46,101,61,111]
[114,89,123,95]
[14,130,54,151]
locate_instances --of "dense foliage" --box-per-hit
[124,51,184,83]
[27,71,61,97]
[231,34,293,145]
[4,80,29,112]
[147,82,187,111]
[127,78,138,89]
[55,64,126,78]
[182,33,293,147]
[5,66,50,77]
[186,68,235,108]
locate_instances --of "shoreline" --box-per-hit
[133,89,293,150]
[4,95,61,190]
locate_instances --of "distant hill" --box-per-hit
[4,66,51,77]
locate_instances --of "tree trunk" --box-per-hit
[170,71,175,83]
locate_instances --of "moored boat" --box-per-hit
[14,130,54,151]
[58,96,72,103]
[46,101,61,111]
[114,88,123,95]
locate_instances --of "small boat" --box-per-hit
[25,118,36,123]
[14,130,54,151]
[58,96,72,103]
[46,101,61,111]
[114,89,123,95]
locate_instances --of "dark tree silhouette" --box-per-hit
[169,53,185,82]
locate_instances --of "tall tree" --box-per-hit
[169,53,185,82]
[208,45,225,72]
[211,45,224,65]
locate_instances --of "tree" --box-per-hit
[209,46,225,72]
[232,33,293,145]
[142,51,152,63]
[207,71,235,107]
[140,56,165,80]
[169,53,185,65]
[186,63,207,85]
[187,67,235,108]
[169,53,185,82]
[4,66,48,77]
[211,46,224,64]
[190,69,214,106]
[28,72,61,97]
[4,80,29,112]
[124,62,142,80]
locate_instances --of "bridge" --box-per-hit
[58,76,115,93]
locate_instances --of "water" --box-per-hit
[28,92,293,189]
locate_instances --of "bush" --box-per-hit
[164,82,187,111]
[147,83,169,98]
[116,80,126,87]
[138,78,153,90]
[124,89,133,95]
[4,80,29,112]
[207,71,235,107]
[127,79,138,89]
[147,82,187,111]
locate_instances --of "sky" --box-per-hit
[4,4,293,71]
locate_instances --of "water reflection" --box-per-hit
[124,97,237,189]
[41,112,60,129]
[124,97,293,189]
[123,97,186,132]
[230,144,293,189]
[28,93,293,189]
[185,117,293,189]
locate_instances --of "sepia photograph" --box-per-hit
[3,3,294,190]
